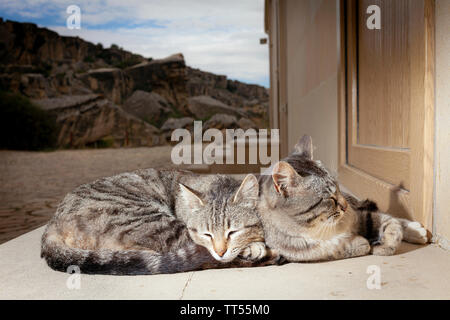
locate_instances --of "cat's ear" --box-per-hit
[233,174,259,204]
[293,135,313,159]
[272,161,299,193]
[179,183,204,210]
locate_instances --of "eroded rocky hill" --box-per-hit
[0,18,269,148]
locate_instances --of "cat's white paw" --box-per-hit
[239,242,267,261]
[403,221,428,244]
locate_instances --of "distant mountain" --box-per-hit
[0,18,269,149]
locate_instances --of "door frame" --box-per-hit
[337,0,435,231]
[266,0,289,158]
[271,0,289,158]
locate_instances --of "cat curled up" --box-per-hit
[257,135,428,262]
[41,169,278,275]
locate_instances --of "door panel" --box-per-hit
[358,0,411,148]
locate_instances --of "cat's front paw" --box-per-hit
[371,244,396,256]
[403,221,428,244]
[239,242,267,261]
[349,236,371,257]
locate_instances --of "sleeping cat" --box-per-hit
[41,169,277,275]
[257,135,428,262]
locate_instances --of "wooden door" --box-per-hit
[338,0,434,230]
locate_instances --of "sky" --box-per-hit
[0,0,269,87]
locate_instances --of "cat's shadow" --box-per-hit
[386,183,411,220]
[378,185,430,255]
[395,242,427,255]
[386,183,433,243]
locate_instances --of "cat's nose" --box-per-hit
[216,249,226,257]
[214,242,227,257]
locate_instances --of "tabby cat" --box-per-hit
[257,135,428,262]
[41,169,277,275]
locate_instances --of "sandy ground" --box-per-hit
[0,146,175,244]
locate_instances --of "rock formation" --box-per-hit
[122,90,171,126]
[33,94,160,148]
[0,18,269,149]
[187,95,247,119]
[203,114,239,131]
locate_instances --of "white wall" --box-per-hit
[284,0,339,173]
[434,0,450,248]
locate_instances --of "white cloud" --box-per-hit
[1,0,269,86]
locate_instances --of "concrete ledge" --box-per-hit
[0,226,449,299]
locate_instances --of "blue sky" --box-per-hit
[0,0,269,87]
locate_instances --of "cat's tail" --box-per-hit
[40,225,214,275]
[343,192,428,245]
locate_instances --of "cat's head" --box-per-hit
[179,174,263,263]
[265,135,348,229]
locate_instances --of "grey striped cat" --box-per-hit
[41,169,278,275]
[257,135,428,262]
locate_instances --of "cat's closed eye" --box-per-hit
[226,230,238,239]
[188,228,213,239]
[203,232,213,239]
[331,197,338,206]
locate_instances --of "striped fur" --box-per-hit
[257,135,428,262]
[41,169,278,275]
